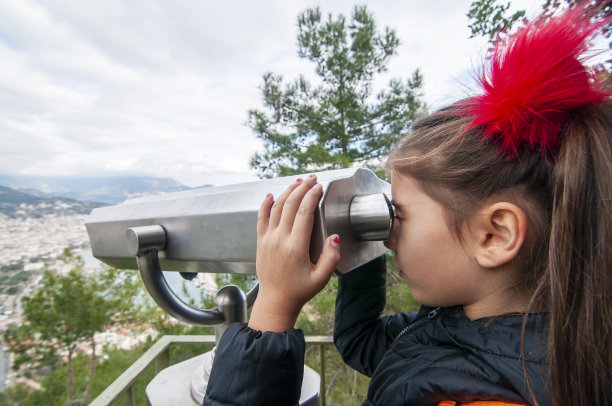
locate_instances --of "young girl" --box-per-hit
[204,6,611,406]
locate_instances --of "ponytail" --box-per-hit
[546,102,612,405]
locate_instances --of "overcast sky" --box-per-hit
[0,0,540,187]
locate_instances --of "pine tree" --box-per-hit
[248,6,425,178]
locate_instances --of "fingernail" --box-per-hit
[296,178,303,183]
[308,174,316,178]
[331,235,340,248]
[266,193,272,199]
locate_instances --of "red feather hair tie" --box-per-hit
[463,6,610,156]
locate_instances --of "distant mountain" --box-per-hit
[0,175,193,204]
[0,185,105,218]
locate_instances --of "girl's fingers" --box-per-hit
[268,178,303,229]
[291,183,324,249]
[312,235,340,285]
[257,193,274,237]
[278,175,318,234]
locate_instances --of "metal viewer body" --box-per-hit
[86,167,392,275]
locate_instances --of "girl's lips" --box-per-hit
[392,257,407,278]
[396,266,405,277]
[393,260,404,277]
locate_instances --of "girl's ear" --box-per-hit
[470,202,528,269]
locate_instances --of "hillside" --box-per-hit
[0,174,194,204]
[0,185,105,218]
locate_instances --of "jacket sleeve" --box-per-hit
[203,322,305,406]
[333,255,418,376]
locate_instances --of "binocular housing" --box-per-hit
[86,168,393,275]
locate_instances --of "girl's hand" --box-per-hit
[248,174,340,332]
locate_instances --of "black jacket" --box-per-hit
[204,256,550,405]
[203,324,305,405]
[334,255,550,405]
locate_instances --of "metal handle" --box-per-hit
[127,225,258,326]
[126,191,392,324]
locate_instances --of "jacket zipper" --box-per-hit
[393,307,441,345]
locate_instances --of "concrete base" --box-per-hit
[146,352,321,406]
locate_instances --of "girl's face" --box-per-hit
[385,171,482,308]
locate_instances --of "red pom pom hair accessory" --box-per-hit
[462,6,611,157]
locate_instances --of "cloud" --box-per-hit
[0,0,541,187]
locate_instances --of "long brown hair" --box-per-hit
[386,101,612,405]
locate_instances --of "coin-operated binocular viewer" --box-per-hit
[85,168,393,405]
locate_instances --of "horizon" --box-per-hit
[0,169,256,189]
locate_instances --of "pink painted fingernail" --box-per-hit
[266,193,272,199]
[308,174,316,178]
[331,235,340,248]
[296,178,303,183]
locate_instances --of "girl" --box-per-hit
[204,6,611,406]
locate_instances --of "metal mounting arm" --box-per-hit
[126,225,258,326]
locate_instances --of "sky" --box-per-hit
[0,0,541,187]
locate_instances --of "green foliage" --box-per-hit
[2,248,163,405]
[0,345,151,406]
[0,263,22,273]
[0,262,34,296]
[6,270,29,285]
[468,1,611,50]
[4,254,116,404]
[0,384,33,406]
[17,271,112,360]
[93,345,154,406]
[467,0,526,43]
[248,6,425,178]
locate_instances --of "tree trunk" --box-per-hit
[340,109,348,154]
[67,348,74,406]
[83,334,97,404]
[339,82,348,155]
